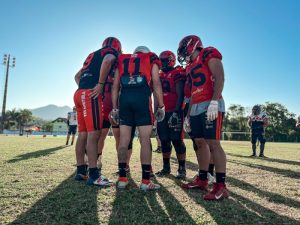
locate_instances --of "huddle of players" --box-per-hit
[73,35,228,201]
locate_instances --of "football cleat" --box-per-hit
[207,173,216,185]
[203,183,229,201]
[140,180,160,191]
[176,168,186,179]
[74,173,88,181]
[182,175,208,190]
[87,175,113,186]
[117,177,129,189]
[155,168,171,177]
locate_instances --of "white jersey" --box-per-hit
[248,112,268,122]
[68,112,77,126]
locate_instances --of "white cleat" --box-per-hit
[87,175,113,186]
[207,173,216,185]
[117,178,129,189]
[140,181,160,191]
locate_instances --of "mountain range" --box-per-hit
[31,104,72,120]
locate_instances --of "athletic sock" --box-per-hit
[199,170,208,181]
[178,160,186,170]
[208,164,214,176]
[216,172,226,183]
[89,167,99,180]
[77,165,87,175]
[118,163,127,178]
[142,164,151,181]
[163,158,170,170]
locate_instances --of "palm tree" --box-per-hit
[16,109,33,135]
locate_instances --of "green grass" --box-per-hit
[0,136,300,225]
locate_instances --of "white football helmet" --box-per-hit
[134,46,150,53]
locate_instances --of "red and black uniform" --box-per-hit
[118,52,160,126]
[74,47,118,132]
[157,66,186,144]
[186,47,224,140]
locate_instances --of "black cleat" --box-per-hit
[176,168,186,179]
[155,168,171,177]
[250,154,256,157]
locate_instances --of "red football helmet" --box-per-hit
[177,35,203,64]
[102,37,122,53]
[159,50,176,70]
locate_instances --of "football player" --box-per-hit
[66,106,77,145]
[111,46,164,191]
[178,35,228,200]
[73,37,121,186]
[247,105,268,157]
[155,50,187,179]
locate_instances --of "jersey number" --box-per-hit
[191,65,206,87]
[122,58,141,76]
[82,53,95,70]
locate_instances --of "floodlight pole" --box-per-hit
[1,54,15,134]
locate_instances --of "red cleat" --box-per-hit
[203,183,229,201]
[182,175,208,191]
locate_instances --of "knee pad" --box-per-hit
[172,140,186,154]
[161,140,172,153]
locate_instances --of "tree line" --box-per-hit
[2,102,300,142]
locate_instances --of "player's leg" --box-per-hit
[97,127,110,170]
[258,133,266,157]
[66,130,71,145]
[156,112,172,176]
[71,126,77,145]
[251,133,258,156]
[126,126,136,172]
[182,112,209,190]
[204,112,229,201]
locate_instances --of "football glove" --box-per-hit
[155,106,165,122]
[207,100,218,121]
[183,117,192,133]
[110,109,120,125]
[168,112,182,129]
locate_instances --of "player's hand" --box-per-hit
[110,109,119,125]
[168,112,182,128]
[89,83,104,99]
[183,116,191,133]
[155,105,165,122]
[207,100,218,121]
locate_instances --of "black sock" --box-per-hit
[142,164,151,180]
[77,165,87,175]
[199,170,208,181]
[208,164,214,176]
[216,172,226,183]
[163,158,170,170]
[178,160,185,170]
[89,167,99,180]
[118,163,127,178]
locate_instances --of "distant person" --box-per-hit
[296,115,300,128]
[111,46,164,191]
[247,105,268,157]
[73,37,121,186]
[66,106,77,145]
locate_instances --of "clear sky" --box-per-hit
[0,0,300,115]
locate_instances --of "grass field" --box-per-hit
[0,136,300,225]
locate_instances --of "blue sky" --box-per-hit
[0,0,299,115]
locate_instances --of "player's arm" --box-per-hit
[90,54,116,98]
[74,69,82,86]
[263,117,269,127]
[112,68,120,110]
[208,58,225,100]
[247,117,252,128]
[152,64,164,108]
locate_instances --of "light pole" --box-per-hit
[0,54,16,134]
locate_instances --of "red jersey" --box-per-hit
[160,66,186,112]
[184,76,191,98]
[102,72,114,120]
[118,52,160,89]
[186,47,222,104]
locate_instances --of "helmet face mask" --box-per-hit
[159,51,176,71]
[177,35,203,65]
[102,37,122,53]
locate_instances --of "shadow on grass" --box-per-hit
[180,159,300,225]
[227,152,300,167]
[228,159,300,179]
[10,174,99,225]
[108,175,197,225]
[7,145,67,163]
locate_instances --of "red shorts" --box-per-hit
[74,89,103,132]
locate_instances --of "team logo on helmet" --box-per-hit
[177,35,203,65]
[102,37,122,53]
[159,50,176,70]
